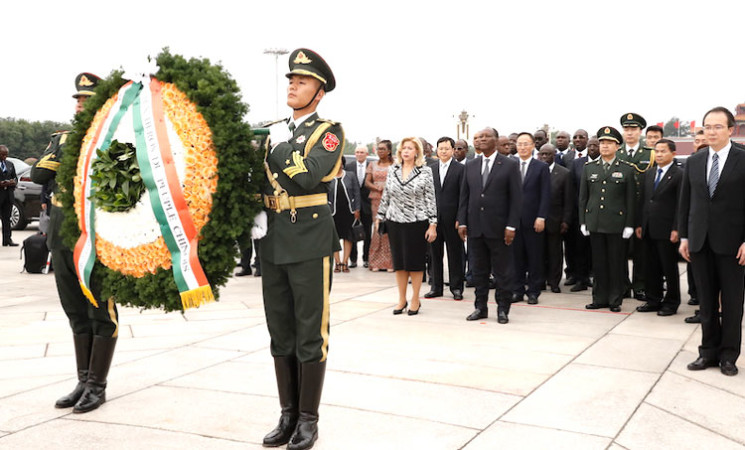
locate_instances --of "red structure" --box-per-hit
[735,102,745,137]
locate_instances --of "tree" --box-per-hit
[0,117,72,160]
[663,117,691,138]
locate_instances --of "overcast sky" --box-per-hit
[3,0,744,147]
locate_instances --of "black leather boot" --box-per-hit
[288,361,326,450]
[263,356,299,447]
[55,334,92,408]
[73,335,117,413]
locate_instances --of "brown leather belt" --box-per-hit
[264,193,327,223]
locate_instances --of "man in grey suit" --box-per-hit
[346,145,373,268]
[458,128,522,324]
[679,106,745,377]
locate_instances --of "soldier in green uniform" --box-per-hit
[579,126,636,312]
[617,112,655,300]
[30,73,119,414]
[260,48,344,450]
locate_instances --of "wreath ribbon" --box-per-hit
[74,78,214,310]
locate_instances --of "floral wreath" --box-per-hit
[57,49,263,312]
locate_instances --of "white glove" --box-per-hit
[622,227,633,239]
[250,211,268,240]
[268,122,292,150]
[580,224,589,236]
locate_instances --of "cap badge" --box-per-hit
[79,75,94,86]
[604,127,611,134]
[294,52,312,64]
[627,113,633,120]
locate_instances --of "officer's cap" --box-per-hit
[619,112,647,129]
[285,48,335,92]
[73,73,101,98]
[597,126,623,144]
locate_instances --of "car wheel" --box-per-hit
[11,200,27,230]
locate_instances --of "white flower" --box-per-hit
[123,57,160,85]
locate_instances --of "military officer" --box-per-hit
[617,112,654,300]
[30,73,119,414]
[260,48,344,450]
[579,126,636,312]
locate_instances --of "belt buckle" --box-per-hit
[267,196,279,210]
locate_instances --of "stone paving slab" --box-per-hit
[464,421,612,449]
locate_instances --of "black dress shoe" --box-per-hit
[497,311,509,324]
[550,286,561,293]
[465,279,474,287]
[564,277,577,286]
[687,357,719,371]
[254,271,262,277]
[393,302,408,315]
[363,261,369,268]
[511,293,524,303]
[610,306,621,312]
[3,241,18,247]
[527,295,538,305]
[407,304,421,316]
[633,290,647,301]
[585,303,605,310]
[348,261,357,268]
[720,361,739,376]
[234,269,251,277]
[688,298,699,305]
[685,311,701,324]
[466,310,487,321]
[570,283,587,292]
[636,303,660,313]
[424,290,442,299]
[451,290,463,301]
[657,309,677,317]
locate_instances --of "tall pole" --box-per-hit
[264,48,289,119]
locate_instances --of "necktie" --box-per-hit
[440,163,446,185]
[521,161,527,182]
[709,153,719,197]
[358,163,365,186]
[482,158,491,188]
[577,151,583,158]
[654,168,663,190]
[288,122,296,134]
[603,162,610,173]
[628,148,634,159]
[0,161,5,173]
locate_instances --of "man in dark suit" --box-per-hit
[454,139,469,163]
[512,133,550,304]
[635,139,682,316]
[539,144,573,293]
[579,127,636,312]
[426,137,465,300]
[346,145,373,268]
[554,131,571,167]
[0,145,18,247]
[679,106,745,377]
[568,136,599,292]
[458,128,522,324]
[563,129,589,285]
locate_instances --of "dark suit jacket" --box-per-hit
[431,160,464,226]
[638,164,681,240]
[0,159,17,202]
[517,158,551,227]
[327,171,361,216]
[345,158,371,215]
[679,143,745,255]
[458,153,522,239]
[547,164,574,234]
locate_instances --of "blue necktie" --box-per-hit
[653,168,662,190]
[1,161,5,173]
[708,153,719,198]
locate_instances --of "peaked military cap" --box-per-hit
[619,112,647,129]
[597,126,623,144]
[73,72,101,98]
[285,48,336,92]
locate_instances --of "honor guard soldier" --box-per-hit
[260,48,344,450]
[579,126,636,312]
[30,73,120,414]
[618,112,654,300]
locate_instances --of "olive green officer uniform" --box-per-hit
[260,48,343,450]
[616,112,654,296]
[30,72,118,414]
[579,127,635,309]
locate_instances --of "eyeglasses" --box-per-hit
[704,125,728,132]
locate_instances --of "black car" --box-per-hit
[7,157,42,230]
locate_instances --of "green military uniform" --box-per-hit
[260,48,343,450]
[616,112,654,296]
[30,72,118,414]
[579,127,635,309]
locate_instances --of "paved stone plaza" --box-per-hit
[1,227,744,449]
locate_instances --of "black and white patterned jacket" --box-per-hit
[377,164,437,224]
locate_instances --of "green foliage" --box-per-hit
[59,48,264,312]
[662,117,690,138]
[0,117,72,160]
[89,140,145,212]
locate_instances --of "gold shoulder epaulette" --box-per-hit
[51,130,71,137]
[316,118,340,126]
[261,119,287,127]
[619,159,634,166]
[585,159,598,165]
